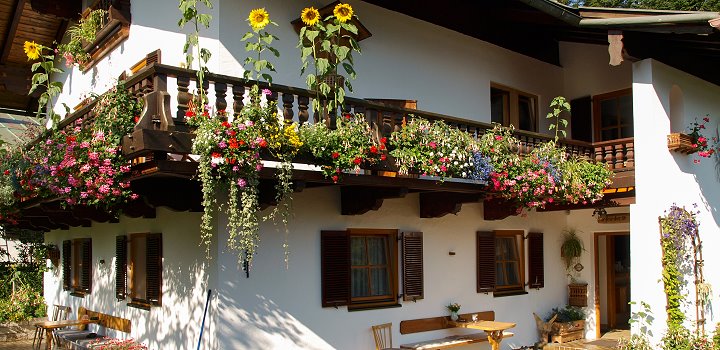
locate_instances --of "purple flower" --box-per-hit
[237,178,247,188]
[218,141,227,149]
[262,89,271,96]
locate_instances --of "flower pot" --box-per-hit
[551,320,585,343]
[667,133,698,154]
[450,311,459,321]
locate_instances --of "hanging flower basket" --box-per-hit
[667,133,698,154]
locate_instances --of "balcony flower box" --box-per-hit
[551,319,585,343]
[667,133,698,154]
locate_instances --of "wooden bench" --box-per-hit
[398,311,514,350]
[55,307,131,350]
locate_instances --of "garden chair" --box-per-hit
[32,304,70,349]
[371,323,401,350]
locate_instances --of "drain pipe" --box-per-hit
[516,0,582,26]
[580,12,720,27]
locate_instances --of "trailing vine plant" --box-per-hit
[179,0,213,114]
[57,9,107,69]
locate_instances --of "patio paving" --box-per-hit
[543,329,629,350]
[0,338,34,350]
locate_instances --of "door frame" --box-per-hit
[593,231,629,338]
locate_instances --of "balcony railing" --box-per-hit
[55,63,634,182]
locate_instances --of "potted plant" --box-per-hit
[667,115,717,161]
[561,228,588,307]
[548,305,586,343]
[446,302,461,321]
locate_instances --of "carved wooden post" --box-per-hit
[282,92,295,125]
[614,143,625,169]
[595,146,604,164]
[176,75,191,120]
[625,142,634,168]
[297,95,309,125]
[232,84,245,119]
[604,145,614,168]
[215,82,227,113]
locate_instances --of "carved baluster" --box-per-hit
[176,75,191,120]
[595,146,604,163]
[215,82,227,114]
[297,95,309,125]
[625,142,634,168]
[282,92,295,125]
[604,145,614,168]
[614,143,625,169]
[232,84,245,119]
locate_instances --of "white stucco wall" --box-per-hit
[215,188,628,350]
[559,42,632,102]
[43,208,217,350]
[631,59,720,343]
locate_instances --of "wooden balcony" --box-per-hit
[13,63,635,230]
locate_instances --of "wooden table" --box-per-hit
[448,320,516,350]
[33,319,98,350]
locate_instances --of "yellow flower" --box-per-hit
[333,3,353,23]
[24,41,40,61]
[248,8,270,30]
[301,7,320,26]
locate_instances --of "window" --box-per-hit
[116,233,162,308]
[491,84,538,132]
[321,230,423,310]
[62,238,92,296]
[593,88,633,141]
[477,231,544,296]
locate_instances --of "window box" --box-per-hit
[80,0,131,71]
[550,320,585,343]
[667,132,698,154]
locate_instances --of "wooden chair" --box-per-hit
[372,323,401,350]
[33,304,70,349]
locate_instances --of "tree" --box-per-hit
[557,0,720,11]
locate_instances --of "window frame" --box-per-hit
[493,230,525,293]
[62,238,92,297]
[490,83,539,132]
[116,232,163,309]
[592,88,633,141]
[347,228,398,310]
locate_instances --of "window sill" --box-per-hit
[127,301,156,311]
[493,290,528,298]
[348,302,401,312]
[70,291,87,298]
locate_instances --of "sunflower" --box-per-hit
[300,7,320,26]
[333,3,353,23]
[24,41,40,61]
[248,8,270,30]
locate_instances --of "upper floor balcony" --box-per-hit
[7,61,635,231]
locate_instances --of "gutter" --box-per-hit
[579,12,720,27]
[518,0,720,29]
[516,0,582,26]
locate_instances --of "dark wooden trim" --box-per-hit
[1,0,27,64]
[399,311,495,334]
[340,186,407,215]
[592,88,633,142]
[593,231,629,338]
[401,231,423,301]
[419,192,481,218]
[483,198,519,221]
[320,230,350,308]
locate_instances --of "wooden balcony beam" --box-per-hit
[419,192,483,218]
[340,186,408,215]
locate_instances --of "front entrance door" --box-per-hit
[594,232,630,335]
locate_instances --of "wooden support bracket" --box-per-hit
[419,192,482,218]
[483,198,519,221]
[340,186,408,215]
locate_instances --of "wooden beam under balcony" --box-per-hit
[483,198,520,221]
[419,192,483,218]
[341,186,408,215]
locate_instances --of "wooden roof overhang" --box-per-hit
[361,0,720,86]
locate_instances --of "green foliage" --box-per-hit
[0,284,46,323]
[57,9,106,69]
[28,45,64,125]
[547,96,570,142]
[560,229,583,278]
[559,0,720,11]
[298,5,361,115]
[713,323,720,349]
[241,11,279,84]
[178,0,213,113]
[547,305,586,322]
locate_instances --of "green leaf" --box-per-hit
[261,73,273,84]
[549,124,556,130]
[316,58,330,75]
[342,63,356,79]
[268,46,280,58]
[254,59,267,72]
[301,47,313,60]
[305,30,319,43]
[261,34,273,45]
[326,24,340,33]
[306,74,316,88]
[319,82,330,96]
[561,119,568,127]
[31,62,41,72]
[320,40,331,53]
[334,46,350,61]
[241,32,254,41]
[341,23,358,35]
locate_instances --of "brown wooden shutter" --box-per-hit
[321,230,350,307]
[402,232,423,301]
[527,232,544,289]
[115,235,127,300]
[62,240,71,291]
[146,233,163,305]
[476,231,496,293]
[80,239,92,292]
